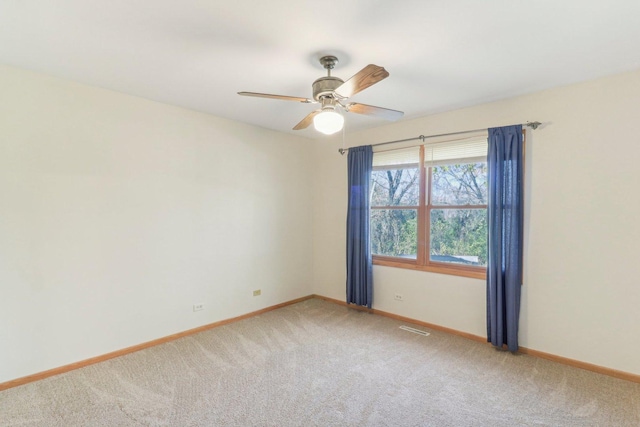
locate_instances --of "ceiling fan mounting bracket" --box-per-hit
[319,55,338,71]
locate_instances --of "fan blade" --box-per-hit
[334,65,389,98]
[346,103,404,121]
[293,110,320,130]
[238,92,315,103]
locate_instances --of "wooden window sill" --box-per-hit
[373,258,486,280]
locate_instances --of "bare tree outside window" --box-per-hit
[430,163,487,266]
[371,167,419,258]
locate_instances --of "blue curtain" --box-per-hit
[487,125,524,352]
[346,145,373,308]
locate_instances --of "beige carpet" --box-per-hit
[1,298,639,426]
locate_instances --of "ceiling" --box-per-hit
[1,1,640,138]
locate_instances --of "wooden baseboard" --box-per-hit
[0,295,314,392]
[517,347,640,383]
[312,294,640,384]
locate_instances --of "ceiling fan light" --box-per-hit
[313,110,344,135]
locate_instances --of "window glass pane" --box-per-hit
[430,209,487,266]
[431,163,487,205]
[371,209,417,259]
[371,168,419,207]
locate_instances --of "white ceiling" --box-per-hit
[1,1,640,138]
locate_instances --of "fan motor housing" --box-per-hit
[312,76,344,101]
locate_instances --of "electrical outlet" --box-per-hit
[253,289,261,297]
[193,304,204,312]
[394,294,403,301]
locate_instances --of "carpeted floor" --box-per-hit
[1,298,639,426]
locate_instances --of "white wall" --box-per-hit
[0,65,314,383]
[312,69,640,376]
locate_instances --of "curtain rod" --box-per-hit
[337,121,541,155]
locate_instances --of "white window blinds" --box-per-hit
[424,134,488,166]
[371,133,488,169]
[372,146,420,170]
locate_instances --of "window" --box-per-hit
[370,135,488,279]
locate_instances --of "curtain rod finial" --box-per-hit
[339,148,347,155]
[526,121,541,130]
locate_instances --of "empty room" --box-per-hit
[1,1,640,426]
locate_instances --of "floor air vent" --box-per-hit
[399,326,430,336]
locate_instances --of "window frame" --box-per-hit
[372,145,488,280]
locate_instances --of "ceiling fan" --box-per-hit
[238,56,404,135]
